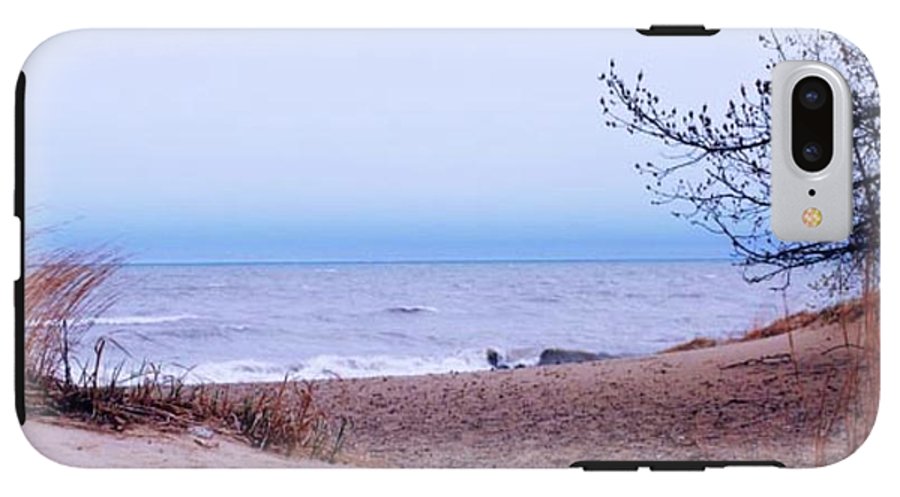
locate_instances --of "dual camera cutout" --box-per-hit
[792,76,834,173]
[771,62,852,242]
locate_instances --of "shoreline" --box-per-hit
[24,299,878,468]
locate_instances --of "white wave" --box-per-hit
[186,351,486,384]
[89,314,198,326]
[73,346,620,386]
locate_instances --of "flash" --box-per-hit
[802,207,823,228]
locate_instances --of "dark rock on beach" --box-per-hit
[537,348,614,366]
[486,348,507,369]
[485,347,614,370]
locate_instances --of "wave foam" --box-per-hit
[90,314,198,326]
[187,351,485,383]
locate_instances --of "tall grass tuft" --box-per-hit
[23,246,349,462]
[24,247,122,384]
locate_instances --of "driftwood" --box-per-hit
[719,353,793,370]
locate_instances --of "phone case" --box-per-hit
[15,28,880,468]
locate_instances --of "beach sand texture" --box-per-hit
[23,418,340,468]
[23,304,877,468]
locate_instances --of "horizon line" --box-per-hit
[118,256,736,267]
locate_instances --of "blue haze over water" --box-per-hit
[25,30,771,263]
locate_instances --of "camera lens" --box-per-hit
[797,79,828,110]
[803,89,821,107]
[802,142,823,163]
[792,77,833,172]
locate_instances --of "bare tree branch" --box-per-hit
[598,31,879,294]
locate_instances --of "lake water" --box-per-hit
[80,260,821,383]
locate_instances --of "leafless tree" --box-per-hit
[598,30,879,294]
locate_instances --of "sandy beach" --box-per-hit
[298,305,877,468]
[22,418,341,468]
[23,301,877,468]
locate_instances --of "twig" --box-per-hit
[719,353,793,370]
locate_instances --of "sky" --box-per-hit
[24,29,772,263]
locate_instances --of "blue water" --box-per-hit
[81,260,821,383]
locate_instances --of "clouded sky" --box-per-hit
[24,29,770,263]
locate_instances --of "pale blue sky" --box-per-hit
[24,29,770,263]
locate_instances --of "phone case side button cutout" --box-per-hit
[637,25,720,36]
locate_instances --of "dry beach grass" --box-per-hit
[22,248,348,465]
